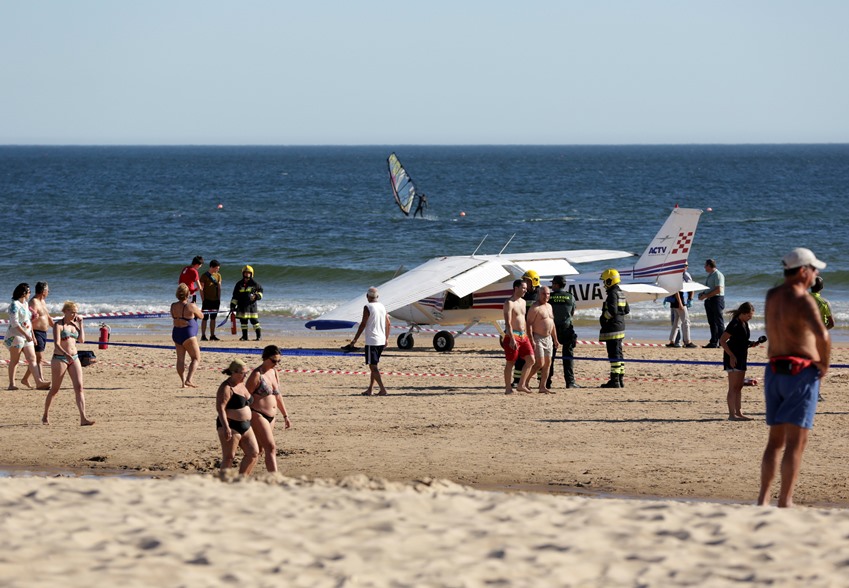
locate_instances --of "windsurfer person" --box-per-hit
[413,193,428,218]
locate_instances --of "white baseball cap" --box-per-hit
[782,247,826,270]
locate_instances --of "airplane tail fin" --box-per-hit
[623,207,702,293]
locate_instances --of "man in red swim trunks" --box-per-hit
[502,279,535,395]
[758,247,831,508]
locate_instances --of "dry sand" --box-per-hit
[1,331,848,585]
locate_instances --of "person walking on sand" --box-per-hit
[6,283,50,391]
[42,301,95,426]
[200,260,223,341]
[22,282,54,389]
[349,287,391,396]
[719,301,765,421]
[527,286,559,394]
[758,248,830,508]
[698,258,725,348]
[171,283,203,388]
[246,345,292,473]
[216,359,259,476]
[502,279,535,394]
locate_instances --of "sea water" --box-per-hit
[2,145,847,342]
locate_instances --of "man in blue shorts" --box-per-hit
[349,287,391,396]
[758,248,831,508]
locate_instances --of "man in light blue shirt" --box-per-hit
[698,258,725,348]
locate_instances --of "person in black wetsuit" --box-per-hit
[413,192,428,218]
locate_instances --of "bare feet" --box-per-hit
[377,390,388,396]
[7,385,19,391]
[361,390,374,396]
[21,379,32,389]
[504,388,515,395]
[728,414,753,421]
[518,387,534,394]
[184,382,198,388]
[41,415,49,425]
[80,419,96,426]
[539,387,555,394]
[36,383,51,390]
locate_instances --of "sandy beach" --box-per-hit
[1,330,847,585]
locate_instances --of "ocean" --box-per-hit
[2,145,847,342]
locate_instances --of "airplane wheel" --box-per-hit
[397,333,414,350]
[433,330,455,352]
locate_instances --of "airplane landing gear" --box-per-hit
[397,332,414,350]
[433,330,455,352]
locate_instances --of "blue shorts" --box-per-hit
[34,330,48,352]
[763,365,820,429]
[364,345,385,366]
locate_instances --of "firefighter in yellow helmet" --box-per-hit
[230,265,264,341]
[599,268,629,388]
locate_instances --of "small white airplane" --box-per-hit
[306,207,707,351]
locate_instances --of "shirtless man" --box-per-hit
[22,282,54,390]
[526,287,559,394]
[758,248,831,508]
[502,279,535,394]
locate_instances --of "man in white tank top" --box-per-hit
[349,287,391,396]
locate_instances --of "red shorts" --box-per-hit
[502,333,534,363]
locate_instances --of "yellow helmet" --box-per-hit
[522,269,540,287]
[242,265,254,276]
[600,268,620,287]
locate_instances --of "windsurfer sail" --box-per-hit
[387,153,417,216]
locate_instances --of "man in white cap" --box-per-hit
[757,247,830,508]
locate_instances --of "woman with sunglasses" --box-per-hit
[6,283,50,391]
[42,301,95,426]
[216,359,259,476]
[246,345,291,473]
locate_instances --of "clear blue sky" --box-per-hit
[2,1,847,145]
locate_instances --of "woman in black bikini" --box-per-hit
[42,301,94,426]
[246,345,291,473]
[216,359,259,476]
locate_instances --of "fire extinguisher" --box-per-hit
[99,323,111,350]
[230,312,237,335]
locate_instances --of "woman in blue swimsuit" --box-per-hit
[171,283,204,388]
[246,345,291,473]
[42,301,95,426]
[216,359,259,476]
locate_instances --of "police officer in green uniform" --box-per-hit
[547,275,580,389]
[599,268,629,388]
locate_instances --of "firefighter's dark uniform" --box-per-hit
[599,283,629,388]
[231,275,263,341]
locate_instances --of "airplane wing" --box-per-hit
[489,249,636,264]
[618,283,672,295]
[481,249,636,282]
[619,281,709,296]
[305,256,510,330]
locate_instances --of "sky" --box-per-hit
[2,1,848,145]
